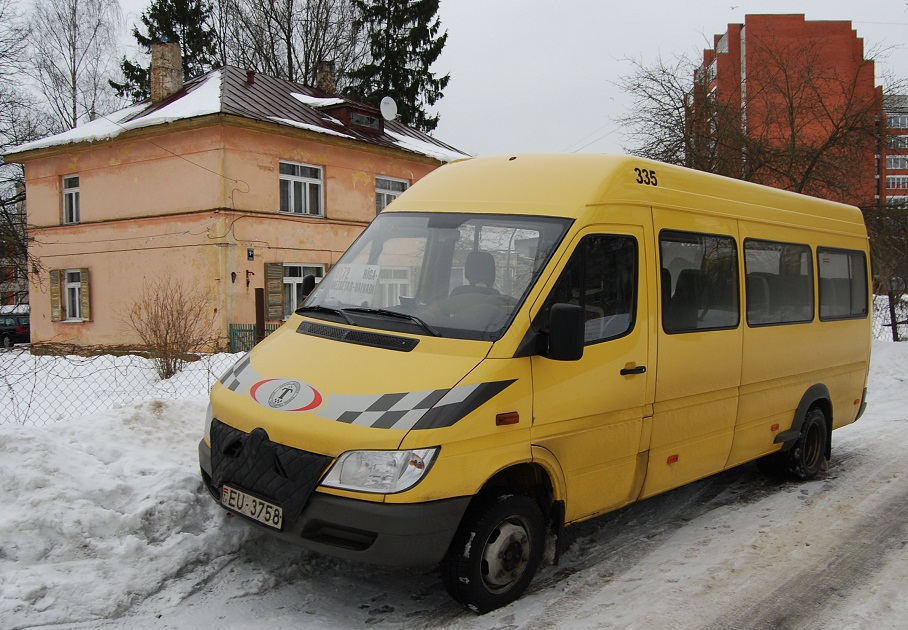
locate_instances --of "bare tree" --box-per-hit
[28,0,123,130]
[617,54,741,176]
[0,0,28,80]
[122,275,218,380]
[1,0,54,310]
[213,0,365,89]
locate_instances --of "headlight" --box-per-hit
[320,448,439,494]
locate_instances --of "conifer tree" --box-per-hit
[110,0,219,102]
[345,0,449,132]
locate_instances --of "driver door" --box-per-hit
[531,225,653,523]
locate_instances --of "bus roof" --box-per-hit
[388,153,866,236]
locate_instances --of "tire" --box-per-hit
[1,335,11,349]
[788,407,828,480]
[442,494,544,613]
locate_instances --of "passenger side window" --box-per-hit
[543,235,637,344]
[744,239,814,326]
[818,248,868,320]
[661,230,739,333]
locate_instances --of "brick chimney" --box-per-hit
[315,60,337,94]
[150,41,183,102]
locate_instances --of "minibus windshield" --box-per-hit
[301,212,572,340]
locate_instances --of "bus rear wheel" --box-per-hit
[441,494,544,613]
[789,407,828,480]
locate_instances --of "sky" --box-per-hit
[116,1,908,157]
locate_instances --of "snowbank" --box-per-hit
[0,341,906,629]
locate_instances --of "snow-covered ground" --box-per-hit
[1,340,907,630]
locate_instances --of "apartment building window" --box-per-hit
[49,268,91,321]
[279,162,323,216]
[887,136,908,150]
[886,175,908,189]
[887,155,908,170]
[887,114,908,129]
[62,175,80,224]
[375,177,409,214]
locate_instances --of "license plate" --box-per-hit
[221,485,283,530]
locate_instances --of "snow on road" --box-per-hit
[1,341,907,629]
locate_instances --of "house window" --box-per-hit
[375,177,409,214]
[63,175,80,224]
[886,175,908,189]
[886,155,908,170]
[282,264,324,319]
[65,271,82,319]
[279,161,323,216]
[49,268,91,322]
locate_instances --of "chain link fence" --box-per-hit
[2,298,905,428]
[0,349,241,427]
[874,294,908,342]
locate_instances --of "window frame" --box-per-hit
[817,247,868,321]
[743,238,814,327]
[888,114,908,129]
[539,233,639,346]
[375,176,410,215]
[64,269,83,320]
[659,228,740,334]
[282,263,325,320]
[279,161,324,217]
[886,175,908,190]
[62,175,80,224]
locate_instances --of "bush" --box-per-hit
[123,275,217,379]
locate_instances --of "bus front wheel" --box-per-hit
[441,494,544,613]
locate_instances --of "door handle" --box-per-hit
[620,365,647,376]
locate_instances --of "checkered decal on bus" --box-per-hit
[217,353,515,430]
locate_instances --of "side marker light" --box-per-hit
[496,412,520,426]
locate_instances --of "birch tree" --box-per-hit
[29,0,123,130]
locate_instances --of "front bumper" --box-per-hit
[199,438,469,566]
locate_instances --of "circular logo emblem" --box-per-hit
[268,380,301,408]
[250,379,323,412]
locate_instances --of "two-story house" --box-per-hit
[4,43,467,348]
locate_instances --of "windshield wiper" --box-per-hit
[344,307,441,337]
[296,304,355,325]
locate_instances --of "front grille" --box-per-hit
[297,321,419,352]
[209,418,332,526]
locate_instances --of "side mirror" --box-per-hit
[546,303,584,361]
[301,274,317,300]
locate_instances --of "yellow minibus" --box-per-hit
[199,154,871,612]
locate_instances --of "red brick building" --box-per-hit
[882,95,908,209]
[695,14,882,209]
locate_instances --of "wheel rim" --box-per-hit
[480,517,532,593]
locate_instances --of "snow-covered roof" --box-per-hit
[5,66,469,163]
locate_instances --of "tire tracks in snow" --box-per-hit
[702,480,908,630]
